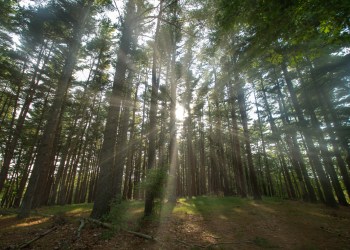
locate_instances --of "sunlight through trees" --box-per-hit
[0,0,349,221]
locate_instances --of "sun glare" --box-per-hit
[175,104,185,121]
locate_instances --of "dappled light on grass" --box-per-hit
[232,207,244,213]
[36,203,93,216]
[250,201,276,214]
[128,207,144,217]
[218,214,228,220]
[155,199,225,248]
[108,200,144,230]
[11,217,50,228]
[173,198,198,215]
[180,217,220,245]
[155,133,179,239]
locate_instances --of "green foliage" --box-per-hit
[106,199,128,229]
[107,199,144,230]
[174,196,245,216]
[141,168,168,201]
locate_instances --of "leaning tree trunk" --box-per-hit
[298,69,348,206]
[260,83,297,199]
[0,42,52,193]
[273,79,317,201]
[18,0,93,218]
[307,65,350,199]
[281,60,337,207]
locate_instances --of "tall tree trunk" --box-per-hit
[144,0,163,217]
[112,71,134,199]
[252,83,274,196]
[237,79,261,200]
[167,6,179,201]
[123,81,140,200]
[227,83,247,197]
[18,0,93,218]
[91,0,135,219]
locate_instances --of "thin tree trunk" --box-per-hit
[237,80,261,200]
[252,83,274,196]
[144,0,163,217]
[18,0,93,218]
[281,60,337,207]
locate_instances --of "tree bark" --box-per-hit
[144,0,163,217]
[18,0,93,218]
[237,79,261,200]
[91,0,135,219]
[281,60,337,207]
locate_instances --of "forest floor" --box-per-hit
[1,196,350,249]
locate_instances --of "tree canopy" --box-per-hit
[0,0,349,220]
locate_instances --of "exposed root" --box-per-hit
[86,217,156,241]
[76,218,86,238]
[86,218,113,229]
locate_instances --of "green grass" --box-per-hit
[173,198,199,214]
[261,196,285,204]
[36,203,93,216]
[173,196,246,216]
[108,200,144,230]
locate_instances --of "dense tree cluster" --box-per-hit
[0,0,349,219]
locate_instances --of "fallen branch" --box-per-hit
[86,218,156,241]
[176,239,251,249]
[176,239,195,248]
[204,242,244,248]
[123,229,156,241]
[18,226,57,249]
[207,234,222,240]
[175,239,205,248]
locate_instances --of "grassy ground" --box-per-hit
[1,196,350,249]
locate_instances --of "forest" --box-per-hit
[0,0,350,249]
